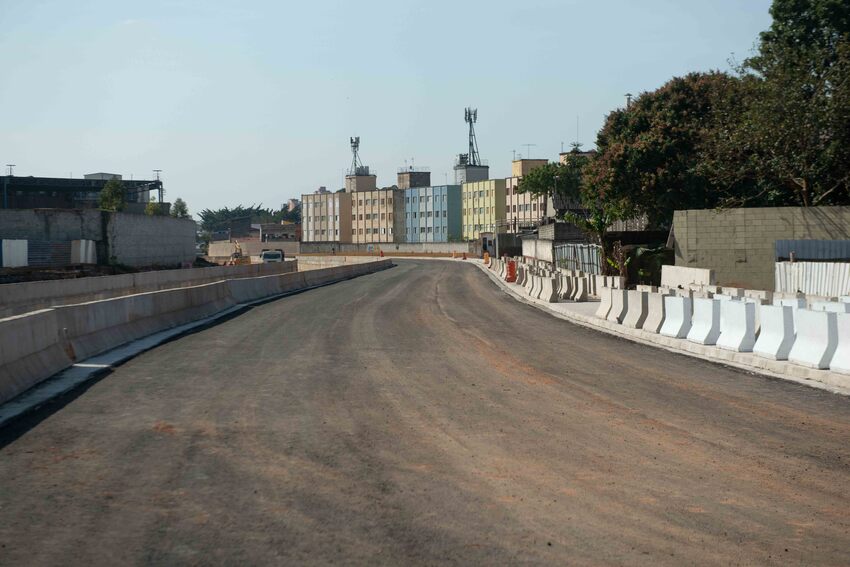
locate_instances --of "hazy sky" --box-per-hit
[0,0,773,215]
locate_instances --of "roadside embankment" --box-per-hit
[0,259,391,406]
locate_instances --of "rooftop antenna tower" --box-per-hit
[349,136,366,175]
[152,169,163,204]
[464,107,481,166]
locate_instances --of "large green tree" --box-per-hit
[705,0,850,207]
[586,72,741,228]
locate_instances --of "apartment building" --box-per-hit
[504,159,555,233]
[461,178,506,241]
[350,188,404,244]
[301,191,352,243]
[504,177,550,233]
[404,185,462,243]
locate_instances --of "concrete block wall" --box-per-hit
[0,209,196,268]
[672,207,850,291]
[106,212,196,267]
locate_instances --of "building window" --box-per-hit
[381,213,386,220]
[442,210,447,217]
[388,198,392,205]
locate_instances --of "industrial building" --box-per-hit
[404,185,462,243]
[1,172,162,212]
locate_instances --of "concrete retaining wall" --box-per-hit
[298,241,473,255]
[0,259,391,405]
[0,261,299,319]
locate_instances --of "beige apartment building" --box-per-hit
[350,188,405,244]
[505,176,551,233]
[302,191,352,243]
[504,159,559,233]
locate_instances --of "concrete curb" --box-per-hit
[0,262,393,428]
[468,259,850,397]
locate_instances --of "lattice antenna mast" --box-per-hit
[465,107,481,166]
[349,136,364,175]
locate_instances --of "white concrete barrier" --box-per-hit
[595,287,612,319]
[717,300,756,352]
[539,277,558,303]
[745,289,773,303]
[558,275,573,301]
[687,298,721,345]
[607,289,629,324]
[660,296,692,338]
[721,287,745,298]
[622,290,649,329]
[810,301,850,313]
[829,313,850,374]
[530,276,542,299]
[572,277,588,302]
[753,305,796,360]
[642,291,670,334]
[610,276,625,289]
[788,310,839,369]
[635,285,658,293]
[661,265,714,289]
[516,266,526,286]
[593,275,607,297]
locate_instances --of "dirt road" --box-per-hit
[1,260,848,565]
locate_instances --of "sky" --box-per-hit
[0,0,774,215]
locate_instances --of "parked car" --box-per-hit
[258,249,284,263]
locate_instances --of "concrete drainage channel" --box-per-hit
[0,260,393,428]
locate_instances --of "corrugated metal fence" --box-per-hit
[554,243,603,274]
[775,239,850,261]
[775,261,850,296]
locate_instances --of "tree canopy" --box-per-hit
[99,179,125,212]
[170,197,190,219]
[197,204,301,232]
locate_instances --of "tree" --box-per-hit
[171,197,190,219]
[586,71,742,228]
[99,179,125,212]
[517,160,583,206]
[145,196,164,216]
[704,0,850,207]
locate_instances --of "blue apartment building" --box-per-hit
[403,185,462,243]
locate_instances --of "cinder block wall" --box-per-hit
[0,209,197,268]
[106,212,196,267]
[0,209,102,241]
[672,207,850,290]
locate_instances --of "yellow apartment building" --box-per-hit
[461,179,506,241]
